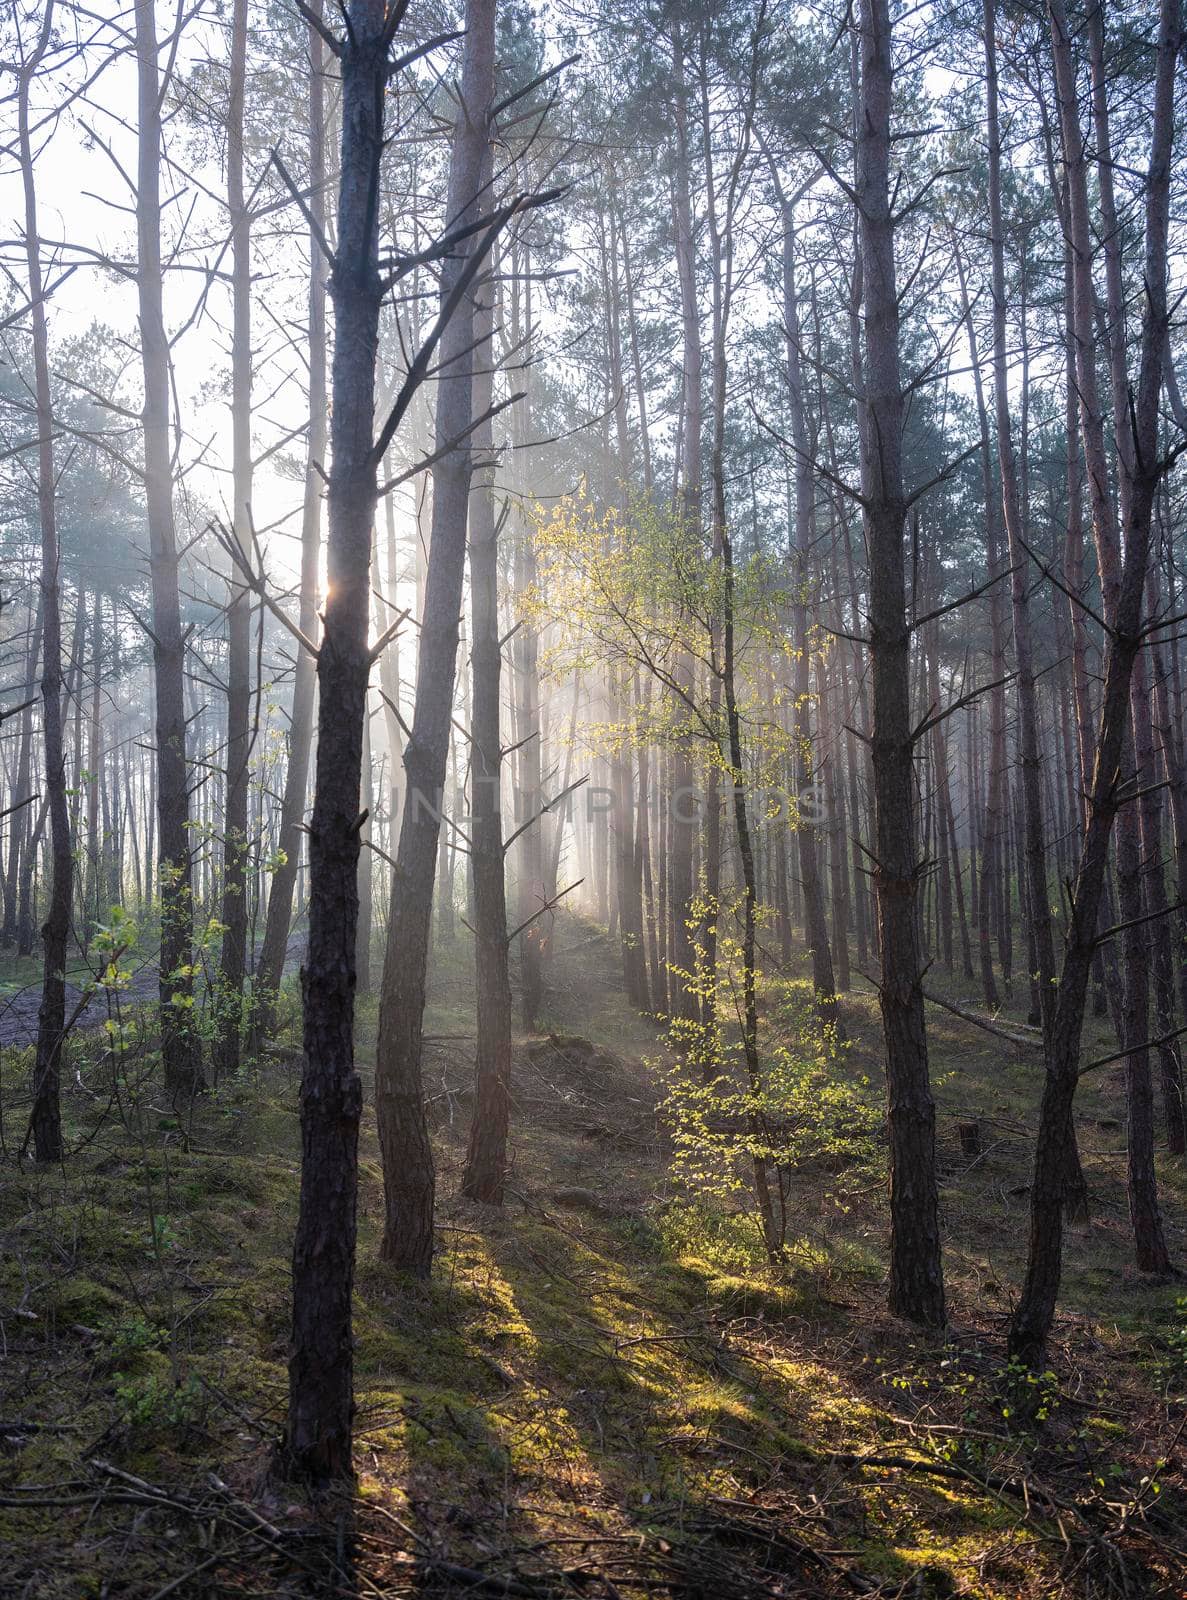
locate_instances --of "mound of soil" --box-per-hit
[523,1032,633,1102]
[520,1032,655,1150]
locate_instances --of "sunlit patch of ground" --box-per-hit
[1,919,1184,1596]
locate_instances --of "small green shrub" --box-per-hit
[658,955,879,1255]
[114,1370,204,1432]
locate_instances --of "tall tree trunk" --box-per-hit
[1053,0,1171,1275]
[599,197,649,1011]
[666,22,702,1026]
[20,1,71,1164]
[984,4,1088,1215]
[285,0,391,1482]
[1009,0,1180,1365]
[1150,570,1187,1152]
[217,0,253,1080]
[722,510,778,1255]
[461,273,513,1204]
[698,47,729,1042]
[376,0,498,1275]
[954,248,1006,1013]
[136,0,203,1100]
[779,193,837,1024]
[256,12,327,1031]
[1089,0,1185,1164]
[854,0,944,1327]
[510,258,547,1029]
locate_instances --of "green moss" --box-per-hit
[42,1274,127,1327]
[0,927,1175,1600]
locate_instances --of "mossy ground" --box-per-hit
[1,922,1185,1596]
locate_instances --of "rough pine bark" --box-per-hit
[854,0,945,1327]
[286,0,389,1482]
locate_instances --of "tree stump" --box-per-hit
[958,1121,982,1158]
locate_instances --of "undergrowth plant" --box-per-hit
[657,903,879,1259]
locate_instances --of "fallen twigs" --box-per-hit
[824,1447,1178,1596]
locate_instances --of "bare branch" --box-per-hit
[506,879,584,946]
[911,672,1017,744]
[502,774,588,855]
[911,564,1019,634]
[269,149,336,269]
[293,0,342,56]
[208,517,320,661]
[377,392,523,497]
[368,607,412,665]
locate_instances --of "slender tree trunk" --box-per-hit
[698,49,728,1040]
[510,261,547,1029]
[376,0,498,1275]
[84,610,102,947]
[1089,0,1184,1164]
[217,0,253,1079]
[17,796,48,962]
[600,187,648,1014]
[1009,0,1180,1365]
[256,15,327,1032]
[4,605,41,948]
[637,677,663,1010]
[955,250,1006,1013]
[825,739,852,992]
[286,0,392,1482]
[775,187,837,1024]
[667,23,702,1025]
[926,623,955,976]
[855,0,944,1327]
[20,2,71,1163]
[722,512,778,1256]
[135,0,203,1100]
[1150,572,1187,1152]
[461,272,513,1204]
[611,677,649,1009]
[1052,0,1171,1274]
[985,7,1088,1215]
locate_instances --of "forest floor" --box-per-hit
[1,921,1186,1598]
